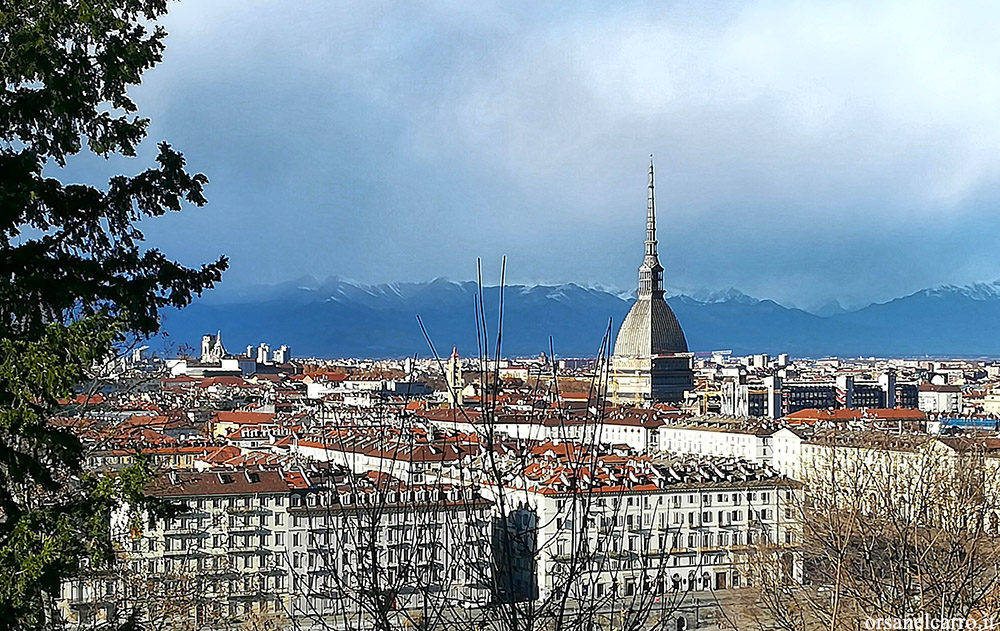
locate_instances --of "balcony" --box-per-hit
[165,528,210,538]
[180,509,212,519]
[227,589,266,601]
[697,546,726,554]
[227,524,267,535]
[228,546,268,555]
[162,548,204,557]
[226,506,270,515]
[668,547,697,555]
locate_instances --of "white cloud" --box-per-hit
[427,0,1000,217]
[129,0,1000,304]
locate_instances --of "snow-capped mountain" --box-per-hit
[676,287,761,306]
[157,278,1000,358]
[914,281,1000,301]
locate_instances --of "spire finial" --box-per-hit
[646,156,656,254]
[638,154,664,298]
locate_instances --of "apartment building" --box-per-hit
[285,426,476,482]
[597,408,667,452]
[491,454,801,619]
[283,482,494,618]
[918,383,963,415]
[418,408,595,444]
[59,468,292,627]
[656,421,775,465]
[58,467,494,628]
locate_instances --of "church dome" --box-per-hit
[612,157,689,358]
[613,296,688,357]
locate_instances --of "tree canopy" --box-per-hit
[0,1,226,627]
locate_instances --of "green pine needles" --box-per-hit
[0,1,226,627]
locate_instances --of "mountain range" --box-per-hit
[155,278,1000,359]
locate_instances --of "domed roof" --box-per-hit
[613,157,689,358]
[613,296,688,358]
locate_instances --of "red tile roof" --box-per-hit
[58,393,106,406]
[146,469,289,497]
[199,376,254,388]
[213,410,277,425]
[919,383,962,393]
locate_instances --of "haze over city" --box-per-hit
[57,0,1000,311]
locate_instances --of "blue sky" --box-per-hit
[62,0,1000,310]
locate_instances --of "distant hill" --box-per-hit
[155,278,1000,359]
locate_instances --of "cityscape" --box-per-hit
[4,2,1000,631]
[50,164,1000,630]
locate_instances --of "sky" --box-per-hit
[62,0,1000,310]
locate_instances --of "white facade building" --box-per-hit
[59,468,493,628]
[918,383,962,415]
[656,422,775,466]
[492,455,802,612]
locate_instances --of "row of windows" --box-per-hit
[564,489,787,513]
[164,508,487,535]
[586,570,744,598]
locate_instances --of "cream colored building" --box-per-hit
[492,454,802,614]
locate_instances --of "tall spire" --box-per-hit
[637,155,664,298]
[646,155,657,258]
